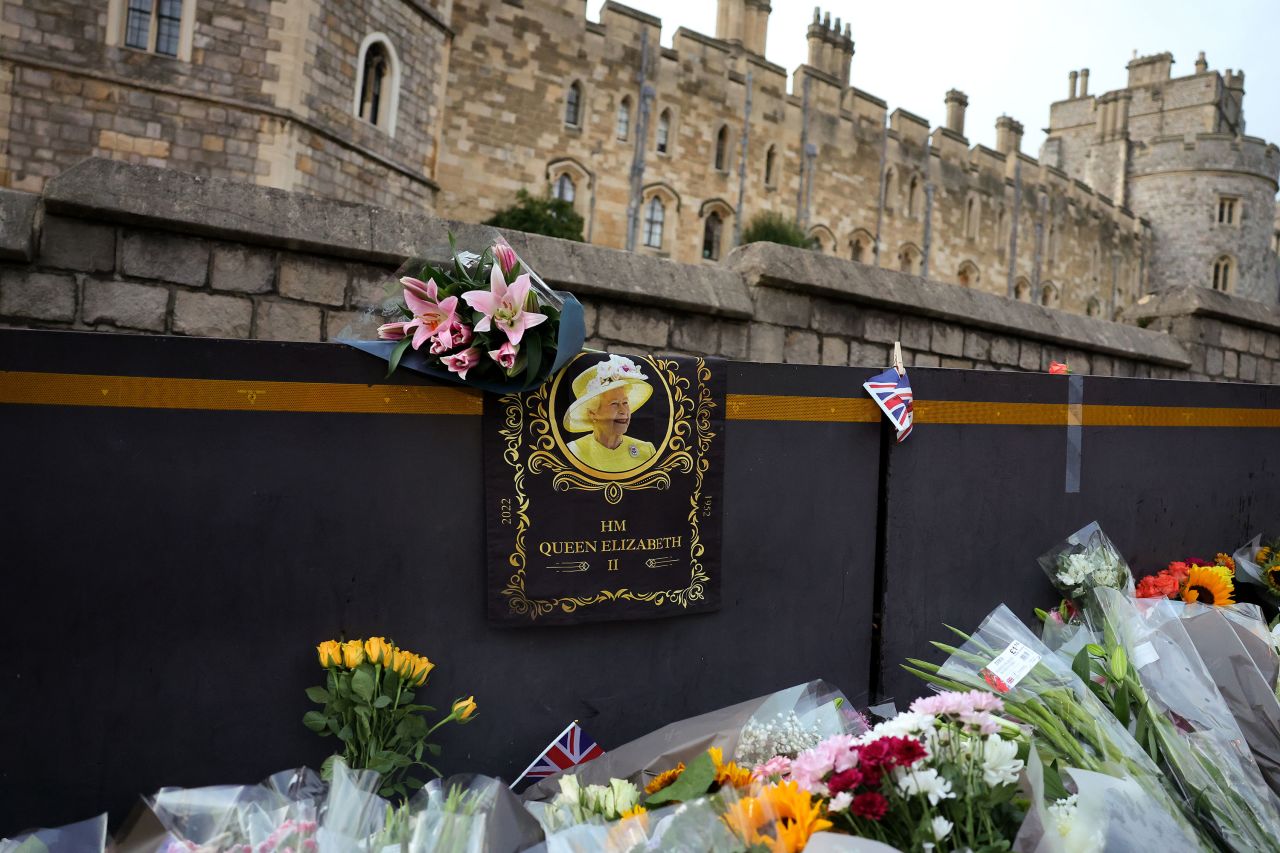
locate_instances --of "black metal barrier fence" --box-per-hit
[2,329,1278,834]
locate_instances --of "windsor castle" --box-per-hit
[2,0,1278,319]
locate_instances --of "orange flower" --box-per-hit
[1215,553,1236,574]
[706,746,752,789]
[721,795,769,840]
[644,762,685,794]
[754,782,833,853]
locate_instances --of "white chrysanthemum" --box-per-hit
[981,735,1024,787]
[896,767,954,805]
[829,791,853,813]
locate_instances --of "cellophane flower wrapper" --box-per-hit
[535,790,745,853]
[313,760,390,851]
[521,680,858,803]
[1233,535,1280,603]
[340,227,585,394]
[406,775,542,853]
[1036,522,1134,625]
[1095,588,1280,851]
[0,813,108,853]
[146,782,311,852]
[935,604,1205,850]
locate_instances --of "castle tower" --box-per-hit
[716,0,771,56]
[805,8,854,84]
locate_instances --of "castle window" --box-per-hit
[1086,297,1102,317]
[850,231,873,264]
[965,198,979,240]
[702,212,723,261]
[898,244,922,275]
[957,261,979,288]
[616,97,631,141]
[1040,282,1059,308]
[354,35,400,135]
[764,145,777,187]
[552,173,575,204]
[714,125,729,171]
[907,176,920,218]
[883,168,898,214]
[565,82,582,128]
[1212,255,1234,292]
[1216,197,1239,226]
[656,110,671,154]
[116,0,191,59]
[644,197,665,249]
[1014,277,1031,302]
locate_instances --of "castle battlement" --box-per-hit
[1132,133,1280,183]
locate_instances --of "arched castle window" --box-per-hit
[850,229,874,264]
[111,0,194,59]
[965,197,979,240]
[808,226,835,255]
[552,173,575,203]
[616,97,631,140]
[1014,276,1031,302]
[656,109,671,154]
[644,197,666,249]
[1086,297,1102,317]
[714,125,729,171]
[1217,197,1239,226]
[898,243,922,275]
[1040,281,1059,308]
[1212,255,1235,292]
[564,82,583,127]
[702,212,723,261]
[957,261,979,288]
[883,168,898,213]
[354,35,401,135]
[907,176,921,218]
[764,145,777,187]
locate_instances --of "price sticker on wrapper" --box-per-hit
[979,641,1042,694]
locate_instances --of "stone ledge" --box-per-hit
[1125,286,1280,335]
[0,189,39,261]
[726,242,1191,368]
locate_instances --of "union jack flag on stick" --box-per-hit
[512,721,605,787]
[863,366,914,443]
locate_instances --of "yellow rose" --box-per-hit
[411,654,435,686]
[452,695,478,722]
[341,639,366,668]
[390,648,413,679]
[316,640,342,668]
[364,636,393,666]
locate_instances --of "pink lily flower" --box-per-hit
[493,242,518,277]
[377,321,408,341]
[441,347,483,380]
[489,341,519,370]
[400,276,459,351]
[430,320,473,355]
[461,265,547,347]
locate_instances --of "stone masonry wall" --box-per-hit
[3,159,1279,384]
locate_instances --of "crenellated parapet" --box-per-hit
[1130,133,1280,185]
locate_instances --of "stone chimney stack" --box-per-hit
[717,0,771,55]
[806,7,855,84]
[1079,68,1090,96]
[945,89,968,136]
[995,116,1024,155]
[1069,70,1078,99]
[1195,51,1208,74]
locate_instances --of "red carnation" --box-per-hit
[1187,557,1211,568]
[857,739,891,767]
[886,736,927,767]
[827,767,864,795]
[850,791,889,821]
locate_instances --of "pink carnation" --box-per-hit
[751,755,792,781]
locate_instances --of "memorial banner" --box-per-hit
[483,353,725,624]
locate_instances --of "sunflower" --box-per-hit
[1264,564,1280,596]
[1181,565,1234,606]
[1256,546,1273,564]
[755,781,833,852]
[721,795,769,841]
[706,747,753,789]
[644,762,684,794]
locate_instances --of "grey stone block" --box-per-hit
[597,303,671,348]
[720,321,749,360]
[784,329,820,364]
[1239,353,1258,382]
[1257,359,1273,385]
[671,314,721,354]
[1265,335,1280,360]
[913,352,941,368]
[1219,323,1249,353]
[811,298,861,336]
[349,264,395,309]
[0,270,76,321]
[748,322,784,363]
[940,357,973,369]
[1018,342,1041,371]
[1223,350,1239,379]
[0,188,39,261]
[848,341,889,367]
[40,215,115,272]
[861,309,900,343]
[1205,347,1224,376]
[211,245,275,294]
[173,291,252,338]
[278,255,348,307]
[1248,329,1267,356]
[752,286,811,328]
[325,310,369,341]
[83,278,169,331]
[900,316,930,350]
[930,322,964,356]
[254,300,322,341]
[989,335,1019,366]
[121,231,209,287]
[962,331,991,361]
[821,336,849,366]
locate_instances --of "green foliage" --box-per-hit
[644,750,718,806]
[484,190,585,242]
[740,211,812,249]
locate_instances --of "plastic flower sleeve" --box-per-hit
[314,759,390,850]
[1233,535,1280,602]
[1036,522,1134,624]
[0,813,108,853]
[146,783,296,851]
[406,775,543,853]
[1094,588,1280,851]
[933,605,1206,850]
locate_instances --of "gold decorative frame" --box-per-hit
[498,356,717,621]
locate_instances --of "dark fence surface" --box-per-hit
[0,330,881,834]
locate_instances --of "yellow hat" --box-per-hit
[563,355,653,433]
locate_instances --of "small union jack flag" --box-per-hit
[513,721,605,787]
[863,367,914,443]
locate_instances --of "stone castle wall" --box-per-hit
[0,0,445,207]
[5,160,1280,386]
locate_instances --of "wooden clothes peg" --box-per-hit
[892,341,905,377]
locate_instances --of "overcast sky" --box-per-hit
[587,0,1280,160]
